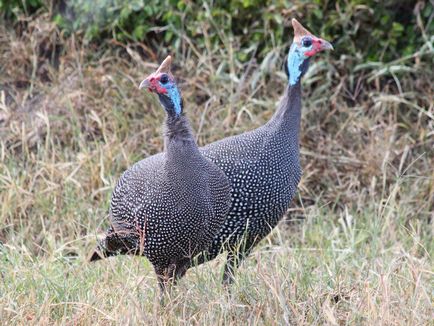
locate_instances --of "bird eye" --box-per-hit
[302,38,312,47]
[160,74,169,84]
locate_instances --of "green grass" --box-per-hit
[1,196,432,324]
[0,9,433,325]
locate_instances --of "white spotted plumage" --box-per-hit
[91,70,231,290]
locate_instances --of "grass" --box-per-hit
[0,10,433,325]
[1,198,432,324]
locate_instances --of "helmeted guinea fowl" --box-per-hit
[89,56,231,292]
[187,19,334,283]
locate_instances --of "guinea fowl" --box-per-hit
[89,56,231,292]
[188,18,334,283]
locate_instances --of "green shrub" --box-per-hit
[2,0,432,62]
[0,0,44,18]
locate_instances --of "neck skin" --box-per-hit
[163,108,199,164]
[156,92,195,149]
[265,81,302,143]
[163,105,202,187]
[264,48,309,143]
[164,113,195,144]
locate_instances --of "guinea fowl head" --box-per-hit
[139,55,183,117]
[286,19,333,85]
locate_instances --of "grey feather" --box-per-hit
[90,87,231,290]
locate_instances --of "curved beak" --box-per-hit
[139,78,151,90]
[318,38,334,51]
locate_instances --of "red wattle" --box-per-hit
[155,85,168,94]
[305,39,322,57]
[150,79,168,94]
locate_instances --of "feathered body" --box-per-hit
[193,82,303,281]
[107,115,231,272]
[99,76,303,284]
[190,19,333,282]
[90,57,231,289]
[91,19,333,287]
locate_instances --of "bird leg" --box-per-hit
[222,248,252,286]
[155,262,184,303]
[222,252,237,286]
[154,266,172,304]
[173,257,191,282]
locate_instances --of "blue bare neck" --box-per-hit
[287,43,309,86]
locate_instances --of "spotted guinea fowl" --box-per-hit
[187,19,334,284]
[89,56,231,292]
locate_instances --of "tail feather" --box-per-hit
[88,228,140,262]
[88,236,108,262]
[88,248,105,262]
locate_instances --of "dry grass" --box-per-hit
[0,12,433,325]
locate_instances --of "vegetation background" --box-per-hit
[0,0,432,324]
